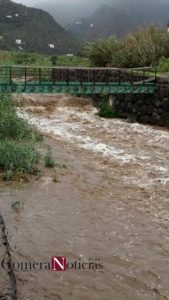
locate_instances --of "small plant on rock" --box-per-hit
[98,101,118,118]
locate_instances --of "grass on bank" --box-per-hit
[0,98,34,141]
[0,50,89,67]
[0,94,40,180]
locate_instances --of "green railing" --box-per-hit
[0,66,157,94]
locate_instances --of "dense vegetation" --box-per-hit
[0,94,41,180]
[0,50,89,67]
[85,26,169,68]
[157,57,169,73]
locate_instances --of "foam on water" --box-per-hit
[17,110,140,163]
[17,105,169,188]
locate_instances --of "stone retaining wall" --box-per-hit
[113,80,169,127]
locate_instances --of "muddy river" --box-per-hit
[0,94,169,300]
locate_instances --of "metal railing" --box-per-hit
[0,66,157,94]
[0,66,157,85]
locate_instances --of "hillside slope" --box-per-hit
[68,1,169,41]
[68,5,134,41]
[0,0,80,54]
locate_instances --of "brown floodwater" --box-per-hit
[0,94,169,300]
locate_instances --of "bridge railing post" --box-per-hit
[118,69,121,84]
[131,70,133,85]
[88,69,91,83]
[80,69,83,86]
[106,69,109,86]
[9,66,12,85]
[38,68,41,85]
[155,66,157,84]
[51,68,55,85]
[66,69,69,86]
[93,69,96,85]
[24,67,27,85]
[143,68,145,85]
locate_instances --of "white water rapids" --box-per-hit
[17,94,169,190]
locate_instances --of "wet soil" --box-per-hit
[0,94,169,300]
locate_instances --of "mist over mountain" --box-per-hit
[68,0,169,41]
[13,0,169,26]
[68,5,134,40]
[12,0,169,42]
[14,0,117,25]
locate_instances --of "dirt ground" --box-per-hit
[0,94,169,300]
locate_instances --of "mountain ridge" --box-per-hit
[68,5,134,41]
[68,2,169,41]
[0,0,80,54]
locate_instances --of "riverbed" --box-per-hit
[0,94,169,300]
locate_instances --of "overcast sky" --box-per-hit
[13,0,107,8]
[14,0,106,5]
[13,0,111,24]
[13,0,169,25]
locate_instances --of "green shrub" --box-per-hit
[85,37,120,67]
[0,94,38,141]
[0,140,39,173]
[0,108,33,140]
[85,25,169,68]
[50,55,58,66]
[0,94,40,180]
[157,57,169,72]
[11,52,49,66]
[98,102,118,118]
